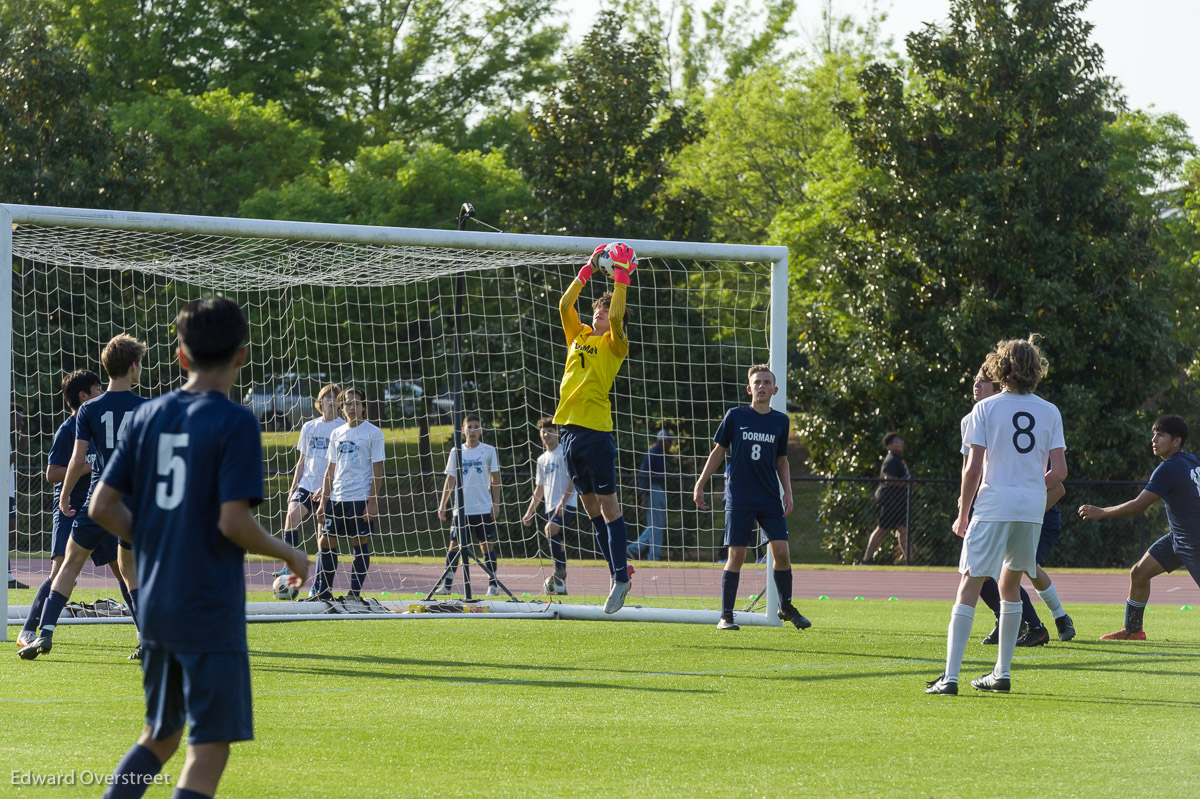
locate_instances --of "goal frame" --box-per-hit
[1,203,789,635]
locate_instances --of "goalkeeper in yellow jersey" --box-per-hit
[554,242,637,614]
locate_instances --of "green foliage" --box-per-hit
[792,0,1184,560]
[511,10,707,239]
[0,0,148,208]
[109,89,323,217]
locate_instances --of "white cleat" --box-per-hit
[603,579,631,614]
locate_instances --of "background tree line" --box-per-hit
[3,0,1200,562]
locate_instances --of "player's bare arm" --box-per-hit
[220,499,309,588]
[365,460,383,521]
[557,477,575,517]
[490,471,502,519]
[523,485,545,526]
[437,474,456,522]
[317,461,335,526]
[288,453,307,496]
[1047,481,1066,509]
[693,443,727,511]
[953,444,985,537]
[46,463,67,483]
[89,481,132,543]
[57,438,91,516]
[1045,447,1067,490]
[1079,489,1159,521]
[776,455,794,516]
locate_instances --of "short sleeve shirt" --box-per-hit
[536,447,577,512]
[296,416,346,493]
[1145,451,1200,549]
[328,421,385,502]
[713,406,789,509]
[445,443,500,516]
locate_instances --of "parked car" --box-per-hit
[242,373,321,430]
[383,379,455,420]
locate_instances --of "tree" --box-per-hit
[110,90,324,217]
[511,10,706,239]
[0,0,148,208]
[793,0,1184,561]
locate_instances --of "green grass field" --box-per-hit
[5,599,1200,798]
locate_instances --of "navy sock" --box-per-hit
[772,567,793,605]
[607,516,630,583]
[283,529,300,548]
[39,589,70,634]
[23,578,52,633]
[102,743,162,799]
[171,789,212,799]
[1020,586,1042,628]
[486,549,498,586]
[549,533,567,574]
[444,549,460,587]
[591,515,614,577]
[979,579,1001,618]
[1125,599,1146,633]
[315,549,337,595]
[350,543,371,593]
[128,587,141,631]
[721,570,740,614]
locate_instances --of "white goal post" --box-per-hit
[2,204,788,632]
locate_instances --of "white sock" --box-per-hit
[996,600,1023,679]
[1037,583,1066,619]
[944,603,975,682]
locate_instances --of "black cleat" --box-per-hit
[925,675,958,695]
[777,603,812,630]
[18,635,52,660]
[981,624,1000,645]
[9,577,29,589]
[717,613,739,631]
[128,645,144,661]
[971,671,1011,693]
[1017,624,1050,647]
[305,591,333,603]
[344,591,363,602]
[1055,613,1076,642]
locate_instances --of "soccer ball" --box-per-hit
[273,575,299,601]
[595,241,637,278]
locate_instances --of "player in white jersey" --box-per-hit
[522,417,577,595]
[437,413,502,595]
[311,387,385,601]
[275,384,344,579]
[927,337,1067,696]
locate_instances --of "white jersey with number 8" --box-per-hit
[962,391,1065,524]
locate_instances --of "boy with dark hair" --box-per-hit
[311,386,384,601]
[693,365,809,631]
[861,431,910,565]
[554,243,638,613]
[89,297,308,799]
[17,369,130,648]
[20,334,148,660]
[1080,415,1200,640]
[522,417,577,595]
[437,412,502,595]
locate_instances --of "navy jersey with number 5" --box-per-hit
[101,389,264,653]
[713,406,789,509]
[74,390,147,521]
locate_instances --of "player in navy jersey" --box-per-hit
[20,334,148,660]
[89,297,308,799]
[17,370,131,648]
[276,383,343,579]
[1080,415,1200,640]
[693,365,809,631]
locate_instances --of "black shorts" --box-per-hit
[724,505,788,548]
[450,513,497,542]
[53,508,117,565]
[876,492,908,529]
[322,500,372,538]
[545,505,576,531]
[560,426,617,496]
[290,487,316,512]
[1148,533,1200,587]
[143,648,254,745]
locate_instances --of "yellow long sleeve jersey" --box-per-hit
[552,279,628,432]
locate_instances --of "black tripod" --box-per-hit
[424,203,516,603]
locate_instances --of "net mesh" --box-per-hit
[9,223,777,612]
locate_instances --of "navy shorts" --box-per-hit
[560,426,617,496]
[546,505,576,531]
[143,648,254,745]
[1035,524,1061,564]
[53,509,117,565]
[290,487,316,512]
[450,513,497,542]
[322,500,372,538]
[71,519,125,555]
[724,505,788,548]
[1147,533,1200,587]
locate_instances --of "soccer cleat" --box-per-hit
[433,584,452,596]
[543,576,558,595]
[344,591,362,602]
[272,567,291,578]
[777,603,812,630]
[604,579,631,614]
[971,671,1011,693]
[925,675,958,695]
[1055,614,1076,642]
[16,630,36,648]
[554,579,567,596]
[128,646,144,661]
[717,613,739,631]
[9,577,28,589]
[305,590,333,602]
[485,585,500,597]
[1100,627,1146,640]
[18,635,52,660]
[981,624,1000,645]
[1016,624,1050,647]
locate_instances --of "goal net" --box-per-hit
[2,205,788,628]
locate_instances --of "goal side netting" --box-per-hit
[2,205,788,628]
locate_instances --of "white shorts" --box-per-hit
[958,520,1041,580]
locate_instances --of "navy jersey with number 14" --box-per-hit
[74,390,146,520]
[713,406,789,509]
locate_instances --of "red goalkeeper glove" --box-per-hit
[608,243,638,285]
[577,244,606,284]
